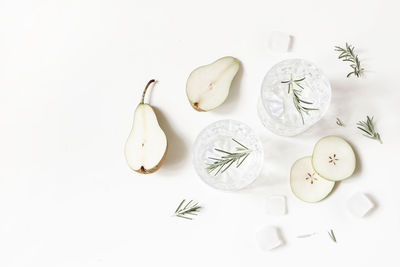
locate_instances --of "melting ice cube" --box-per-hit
[268,31,292,53]
[347,192,375,217]
[266,195,286,216]
[267,99,284,118]
[256,226,283,251]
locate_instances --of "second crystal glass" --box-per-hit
[258,59,331,136]
[193,120,264,191]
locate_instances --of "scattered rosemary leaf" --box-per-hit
[357,116,382,144]
[296,232,316,238]
[174,199,202,220]
[336,117,345,127]
[334,43,364,78]
[328,229,337,243]
[206,138,252,175]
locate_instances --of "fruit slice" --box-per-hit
[290,156,335,203]
[125,80,168,174]
[186,56,240,111]
[312,136,356,181]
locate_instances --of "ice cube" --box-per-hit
[266,195,286,216]
[347,192,375,217]
[267,99,284,118]
[256,226,283,251]
[268,31,291,53]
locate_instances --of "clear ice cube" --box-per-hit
[256,226,283,251]
[268,31,291,53]
[266,195,286,216]
[347,192,375,217]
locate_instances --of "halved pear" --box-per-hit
[290,156,335,203]
[186,56,240,111]
[124,80,168,174]
[312,136,356,181]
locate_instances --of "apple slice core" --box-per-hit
[290,156,335,203]
[312,136,356,181]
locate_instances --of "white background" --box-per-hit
[1,0,399,266]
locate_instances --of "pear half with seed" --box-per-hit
[125,80,168,174]
[312,136,356,181]
[290,156,335,203]
[186,56,240,111]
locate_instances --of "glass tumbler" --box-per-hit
[258,59,331,136]
[193,119,264,191]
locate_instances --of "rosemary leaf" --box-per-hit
[336,117,345,127]
[328,229,337,243]
[297,232,316,238]
[175,199,185,213]
[232,138,249,150]
[357,116,382,143]
[174,199,202,220]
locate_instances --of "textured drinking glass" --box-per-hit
[258,59,331,136]
[193,120,264,191]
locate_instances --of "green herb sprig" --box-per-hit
[174,199,202,220]
[328,229,337,243]
[335,43,364,78]
[357,116,382,143]
[281,74,319,124]
[206,138,252,176]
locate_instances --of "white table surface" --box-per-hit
[1,0,399,266]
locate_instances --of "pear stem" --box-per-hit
[141,79,156,104]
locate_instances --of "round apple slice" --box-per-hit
[312,136,356,181]
[290,156,335,203]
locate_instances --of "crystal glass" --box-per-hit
[258,59,331,136]
[193,120,264,191]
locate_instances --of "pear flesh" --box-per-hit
[290,156,335,203]
[312,136,356,181]
[125,80,168,174]
[186,56,240,111]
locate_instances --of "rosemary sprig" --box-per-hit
[206,138,252,176]
[328,229,337,243]
[336,117,345,127]
[335,43,364,78]
[174,199,202,220]
[357,116,382,143]
[281,74,319,124]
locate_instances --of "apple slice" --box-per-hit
[312,136,356,181]
[186,56,240,111]
[290,156,335,203]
